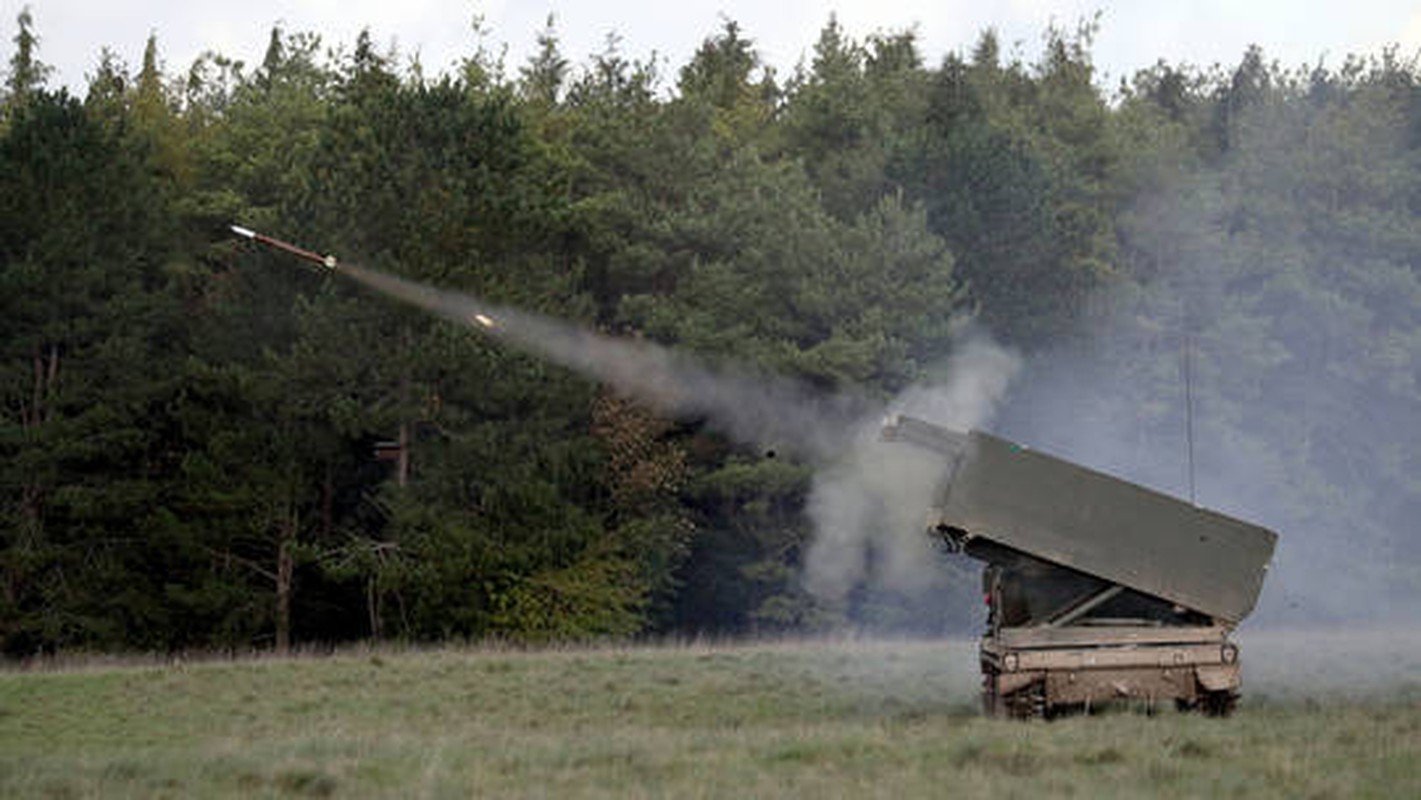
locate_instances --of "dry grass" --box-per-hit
[2,631,1418,798]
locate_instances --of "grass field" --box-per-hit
[2,630,1419,798]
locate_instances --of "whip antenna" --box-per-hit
[1184,329,1197,505]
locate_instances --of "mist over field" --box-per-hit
[3,633,1418,798]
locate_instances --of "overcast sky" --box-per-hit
[9,1,1421,95]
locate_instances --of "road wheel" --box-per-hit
[1200,689,1238,717]
[981,675,998,717]
[1002,682,1046,720]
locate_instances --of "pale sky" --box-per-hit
[8,1,1421,96]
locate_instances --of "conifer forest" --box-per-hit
[5,9,1421,655]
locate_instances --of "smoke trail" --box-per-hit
[336,262,869,462]
[802,334,1022,604]
[337,261,1019,620]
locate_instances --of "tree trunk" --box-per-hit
[367,575,383,640]
[396,328,412,488]
[23,343,59,430]
[275,515,295,655]
[396,420,410,488]
[321,463,334,538]
[9,345,60,609]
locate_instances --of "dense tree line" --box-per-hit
[4,9,1421,654]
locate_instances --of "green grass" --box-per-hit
[2,632,1419,798]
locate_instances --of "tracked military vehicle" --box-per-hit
[881,416,1278,719]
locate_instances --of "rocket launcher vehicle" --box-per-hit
[881,415,1279,718]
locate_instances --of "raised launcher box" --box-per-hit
[881,415,1279,718]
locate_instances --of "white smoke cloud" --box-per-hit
[337,260,869,461]
[335,259,1020,622]
[802,333,1022,604]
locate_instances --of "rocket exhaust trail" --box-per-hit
[230,226,868,462]
[232,226,1028,610]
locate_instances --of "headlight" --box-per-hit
[1221,643,1238,664]
[1003,653,1019,672]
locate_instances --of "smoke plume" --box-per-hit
[337,261,1019,625]
[993,96,1421,627]
[338,261,869,461]
[802,335,1021,604]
